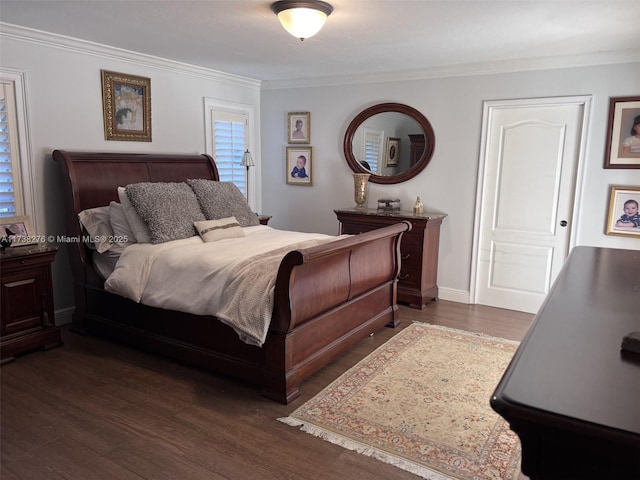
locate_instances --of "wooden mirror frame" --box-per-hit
[343,102,436,184]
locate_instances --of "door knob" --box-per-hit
[560,220,568,227]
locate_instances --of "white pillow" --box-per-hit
[117,186,152,243]
[77,205,113,253]
[194,217,244,243]
[108,201,136,250]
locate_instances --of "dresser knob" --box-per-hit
[401,253,411,260]
[399,273,410,280]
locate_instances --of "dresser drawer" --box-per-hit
[398,263,422,289]
[400,243,422,267]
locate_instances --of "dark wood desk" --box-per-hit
[491,246,640,479]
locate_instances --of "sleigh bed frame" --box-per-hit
[53,150,410,403]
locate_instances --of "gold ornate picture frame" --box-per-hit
[605,185,640,237]
[287,112,310,144]
[286,146,313,185]
[101,70,152,142]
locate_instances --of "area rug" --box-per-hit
[279,323,521,480]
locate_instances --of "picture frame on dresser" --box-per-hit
[605,185,640,237]
[603,96,640,169]
[101,70,152,142]
[286,146,313,185]
[0,215,37,246]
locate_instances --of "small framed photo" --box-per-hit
[101,70,152,142]
[604,96,640,169]
[1,215,37,246]
[385,137,400,167]
[605,185,640,237]
[287,112,310,144]
[286,146,312,186]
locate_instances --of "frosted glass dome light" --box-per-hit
[271,1,333,41]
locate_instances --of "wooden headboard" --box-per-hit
[53,150,219,214]
[52,150,219,284]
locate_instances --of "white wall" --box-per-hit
[2,24,639,319]
[0,28,261,321]
[261,63,640,300]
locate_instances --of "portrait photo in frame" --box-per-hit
[603,96,640,169]
[385,137,400,167]
[287,112,310,144]
[605,185,640,237]
[1,215,37,246]
[286,146,312,185]
[101,70,152,142]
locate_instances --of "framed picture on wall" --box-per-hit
[1,215,38,246]
[286,146,312,185]
[605,185,640,237]
[385,137,400,167]
[603,96,640,169]
[101,70,152,142]
[287,112,310,144]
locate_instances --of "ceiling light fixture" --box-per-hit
[271,1,333,41]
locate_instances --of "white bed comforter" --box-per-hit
[104,226,342,346]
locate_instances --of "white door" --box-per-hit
[472,97,590,314]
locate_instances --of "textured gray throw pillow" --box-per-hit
[187,179,259,227]
[125,182,206,244]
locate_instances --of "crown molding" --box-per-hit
[3,22,638,93]
[262,49,640,91]
[0,23,262,90]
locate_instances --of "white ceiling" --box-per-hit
[1,1,639,85]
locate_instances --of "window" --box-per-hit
[0,80,23,218]
[363,128,383,173]
[211,110,248,196]
[204,98,255,206]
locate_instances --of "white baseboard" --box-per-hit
[437,287,470,304]
[55,307,74,326]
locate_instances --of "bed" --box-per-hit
[53,149,410,404]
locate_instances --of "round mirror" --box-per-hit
[343,103,435,184]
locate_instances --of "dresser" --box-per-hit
[491,247,640,479]
[335,208,446,309]
[1,244,62,364]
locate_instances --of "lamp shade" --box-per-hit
[241,149,255,167]
[271,1,333,40]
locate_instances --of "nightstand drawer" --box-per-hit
[1,268,49,335]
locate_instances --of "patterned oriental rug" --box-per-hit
[279,323,522,480]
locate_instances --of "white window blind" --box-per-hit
[0,81,23,218]
[363,129,383,173]
[212,110,248,196]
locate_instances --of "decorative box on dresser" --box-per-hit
[335,208,447,309]
[1,244,62,364]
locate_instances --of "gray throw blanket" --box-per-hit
[216,238,335,346]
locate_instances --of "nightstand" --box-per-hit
[1,244,62,364]
[258,215,272,225]
[335,208,447,309]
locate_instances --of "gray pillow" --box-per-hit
[187,179,259,227]
[125,182,206,244]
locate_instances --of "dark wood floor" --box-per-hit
[1,301,533,480]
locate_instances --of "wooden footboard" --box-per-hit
[53,149,410,403]
[264,221,410,402]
